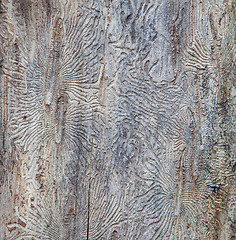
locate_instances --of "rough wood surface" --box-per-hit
[0,0,235,239]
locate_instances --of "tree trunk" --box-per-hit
[0,0,235,239]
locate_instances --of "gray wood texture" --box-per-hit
[0,0,235,239]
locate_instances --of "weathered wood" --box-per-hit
[0,0,235,239]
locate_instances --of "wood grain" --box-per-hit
[0,0,235,239]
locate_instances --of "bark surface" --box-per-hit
[0,0,235,239]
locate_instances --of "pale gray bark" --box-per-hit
[0,0,235,239]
